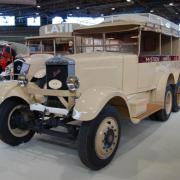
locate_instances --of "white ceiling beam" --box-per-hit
[0,0,36,5]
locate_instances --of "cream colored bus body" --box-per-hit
[0,13,180,124]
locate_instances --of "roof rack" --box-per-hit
[103,13,180,36]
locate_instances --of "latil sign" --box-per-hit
[40,24,74,36]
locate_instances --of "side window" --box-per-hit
[75,34,103,53]
[172,37,179,55]
[161,34,171,55]
[75,30,139,54]
[105,31,138,54]
[140,31,160,55]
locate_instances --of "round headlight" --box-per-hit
[66,76,80,92]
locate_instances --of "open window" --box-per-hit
[140,31,160,55]
[75,30,139,54]
[105,31,138,54]
[161,34,171,55]
[172,37,179,55]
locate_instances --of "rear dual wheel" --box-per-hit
[150,85,173,121]
[78,106,121,170]
[172,82,180,112]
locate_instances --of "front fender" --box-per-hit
[72,87,129,121]
[0,81,33,104]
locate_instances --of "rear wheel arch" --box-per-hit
[167,73,175,85]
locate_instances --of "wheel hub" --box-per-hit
[104,129,115,148]
[165,91,172,115]
[177,87,180,107]
[8,105,30,137]
[95,117,119,160]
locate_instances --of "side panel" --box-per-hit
[122,55,138,94]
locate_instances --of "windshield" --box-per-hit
[27,38,74,55]
[75,30,139,54]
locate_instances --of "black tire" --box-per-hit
[172,82,180,112]
[35,76,46,88]
[78,106,121,170]
[0,99,35,146]
[153,85,173,122]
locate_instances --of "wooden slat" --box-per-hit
[132,103,162,122]
[27,86,76,97]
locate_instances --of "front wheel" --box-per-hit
[78,106,121,170]
[0,99,35,146]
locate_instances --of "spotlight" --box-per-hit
[169,2,174,6]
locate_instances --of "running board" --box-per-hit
[131,103,162,124]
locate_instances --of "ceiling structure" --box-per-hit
[0,0,180,25]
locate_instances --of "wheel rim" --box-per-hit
[165,91,172,115]
[176,87,180,107]
[8,105,30,137]
[95,117,119,160]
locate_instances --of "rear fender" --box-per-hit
[155,73,175,105]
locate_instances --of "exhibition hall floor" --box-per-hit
[0,112,180,180]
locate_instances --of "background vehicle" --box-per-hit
[0,13,179,170]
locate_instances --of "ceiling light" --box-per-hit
[126,0,131,2]
[69,13,72,16]
[169,2,174,6]
[150,9,154,13]
[37,5,41,8]
[111,7,115,11]
[76,6,80,10]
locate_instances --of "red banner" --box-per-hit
[139,56,180,63]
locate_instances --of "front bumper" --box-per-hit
[30,103,69,116]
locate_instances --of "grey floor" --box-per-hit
[0,112,180,180]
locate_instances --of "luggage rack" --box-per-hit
[102,13,180,37]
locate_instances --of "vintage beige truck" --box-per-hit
[0,13,179,170]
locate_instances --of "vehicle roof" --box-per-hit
[25,33,73,40]
[74,13,180,37]
[0,41,29,55]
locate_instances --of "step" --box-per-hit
[132,103,162,124]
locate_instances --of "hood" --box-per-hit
[24,54,53,80]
